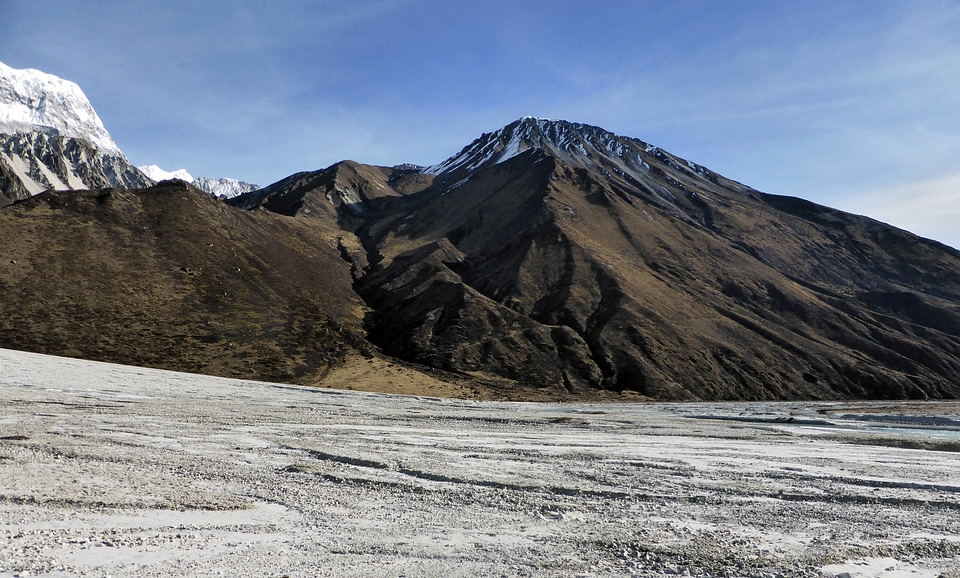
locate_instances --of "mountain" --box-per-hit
[193,176,259,199]
[0,131,153,205]
[0,180,372,385]
[138,164,259,198]
[3,116,960,401]
[139,164,195,183]
[0,60,120,154]
[0,61,152,205]
[235,117,960,400]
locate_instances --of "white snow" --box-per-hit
[36,163,67,190]
[0,60,122,155]
[138,164,195,183]
[135,167,259,198]
[494,130,525,165]
[193,176,259,198]
[423,137,500,175]
[64,161,87,189]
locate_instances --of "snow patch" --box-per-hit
[0,150,46,195]
[139,164,195,183]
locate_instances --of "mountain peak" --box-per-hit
[137,164,259,198]
[0,60,121,155]
[139,164,196,183]
[423,117,662,180]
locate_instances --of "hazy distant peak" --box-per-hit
[139,164,195,183]
[137,165,258,198]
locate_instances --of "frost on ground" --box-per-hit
[1,349,960,577]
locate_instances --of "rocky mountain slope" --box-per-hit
[237,118,960,400]
[3,117,959,400]
[0,61,256,205]
[0,180,371,385]
[0,61,152,205]
[0,130,152,205]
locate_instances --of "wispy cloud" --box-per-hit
[838,171,960,250]
[4,0,959,250]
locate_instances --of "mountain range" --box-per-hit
[2,64,959,401]
[138,165,259,199]
[0,61,257,205]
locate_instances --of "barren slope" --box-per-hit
[314,119,960,400]
[0,180,371,384]
[4,119,960,401]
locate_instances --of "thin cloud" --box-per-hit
[838,172,960,250]
[4,0,959,250]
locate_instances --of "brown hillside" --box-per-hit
[0,181,370,383]
[4,118,960,401]
[324,119,960,400]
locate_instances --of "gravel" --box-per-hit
[2,348,960,577]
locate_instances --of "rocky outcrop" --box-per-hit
[0,131,152,206]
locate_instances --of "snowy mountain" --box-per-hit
[0,61,151,205]
[192,176,259,199]
[0,61,120,154]
[421,117,716,203]
[139,164,195,183]
[1,131,153,203]
[428,117,669,176]
[137,163,259,198]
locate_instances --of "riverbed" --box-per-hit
[2,348,959,577]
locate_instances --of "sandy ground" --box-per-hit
[2,349,960,577]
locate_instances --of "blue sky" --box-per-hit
[2,0,959,249]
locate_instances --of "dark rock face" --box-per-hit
[311,119,960,400]
[4,118,960,400]
[0,131,153,206]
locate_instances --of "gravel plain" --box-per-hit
[2,348,960,577]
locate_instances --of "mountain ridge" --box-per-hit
[1,103,959,400]
[0,61,260,204]
[225,117,960,400]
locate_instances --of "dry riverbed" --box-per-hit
[2,348,960,577]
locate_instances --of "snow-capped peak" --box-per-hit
[419,118,719,204]
[0,60,122,155]
[423,117,656,179]
[137,164,259,198]
[139,164,195,183]
[193,176,259,199]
